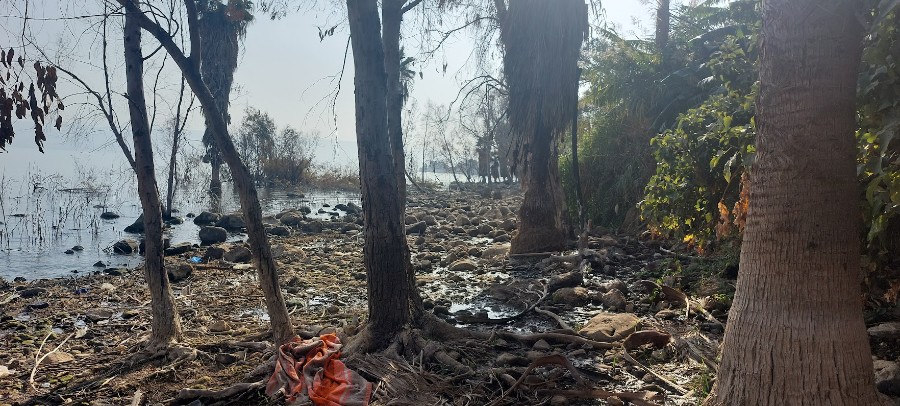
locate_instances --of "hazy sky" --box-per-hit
[0,0,663,177]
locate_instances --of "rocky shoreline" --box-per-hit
[1,187,898,405]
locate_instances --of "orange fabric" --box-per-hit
[266,334,372,406]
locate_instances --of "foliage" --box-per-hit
[236,107,314,185]
[0,48,62,152]
[857,9,900,260]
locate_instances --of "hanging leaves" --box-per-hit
[0,47,63,152]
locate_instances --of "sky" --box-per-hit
[0,0,663,178]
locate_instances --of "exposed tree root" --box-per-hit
[494,330,617,349]
[173,380,266,404]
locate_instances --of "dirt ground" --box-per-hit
[1,188,898,405]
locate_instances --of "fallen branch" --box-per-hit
[621,350,687,395]
[533,306,574,332]
[496,331,617,349]
[487,354,586,406]
[174,380,265,402]
[30,332,75,389]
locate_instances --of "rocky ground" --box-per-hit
[1,186,898,405]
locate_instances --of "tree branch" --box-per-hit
[400,0,423,14]
[183,0,201,69]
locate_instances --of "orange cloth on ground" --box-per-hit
[266,334,372,406]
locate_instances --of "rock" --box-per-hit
[165,216,184,225]
[28,301,49,310]
[64,249,74,255]
[112,239,138,254]
[491,190,503,199]
[599,279,628,294]
[532,339,551,351]
[496,353,529,367]
[869,322,900,339]
[19,288,47,299]
[550,395,568,406]
[204,246,226,260]
[71,245,84,251]
[455,215,470,226]
[268,225,290,236]
[199,226,228,245]
[280,212,304,226]
[193,211,221,225]
[601,289,628,311]
[99,283,116,292]
[216,213,245,230]
[224,246,252,263]
[215,353,241,365]
[300,220,324,234]
[422,215,438,225]
[548,271,584,292]
[552,287,590,307]
[405,215,418,225]
[167,264,193,283]
[481,245,509,260]
[85,309,113,322]
[606,396,625,406]
[46,351,74,364]
[875,360,900,396]
[99,211,119,220]
[0,365,11,379]
[595,235,619,247]
[448,259,477,272]
[122,309,140,319]
[655,309,680,320]
[579,312,641,341]
[492,234,510,243]
[123,214,144,233]
[103,268,124,276]
[93,261,106,268]
[500,218,516,231]
[406,221,428,235]
[164,243,193,256]
[209,320,230,333]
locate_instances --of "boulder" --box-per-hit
[423,215,438,226]
[481,245,510,260]
[199,226,228,245]
[216,213,245,230]
[579,312,641,341]
[280,211,304,227]
[875,360,900,396]
[551,287,590,307]
[204,246,226,260]
[406,221,428,235]
[405,215,419,225]
[100,211,119,219]
[46,351,75,364]
[193,211,221,225]
[455,215,471,227]
[164,243,193,256]
[600,288,628,311]
[300,220,324,234]
[224,246,252,263]
[112,239,138,255]
[268,226,290,236]
[548,271,584,292]
[123,214,144,233]
[167,264,193,283]
[869,322,900,339]
[448,259,477,272]
[599,279,628,294]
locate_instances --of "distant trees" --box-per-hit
[235,107,315,185]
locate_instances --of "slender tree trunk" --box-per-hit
[165,78,188,219]
[655,0,670,66]
[383,0,406,207]
[346,0,411,350]
[119,0,294,345]
[209,150,223,203]
[123,7,181,348]
[706,1,880,404]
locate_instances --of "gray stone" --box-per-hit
[406,221,428,235]
[193,211,221,225]
[165,243,193,256]
[85,309,113,322]
[301,220,324,233]
[869,322,900,339]
[268,226,290,236]
[224,246,252,263]
[448,259,477,272]
[123,214,144,233]
[112,239,138,255]
[280,211,304,227]
[204,246,226,260]
[99,211,119,219]
[216,213,245,230]
[875,360,900,396]
[601,288,628,311]
[167,264,193,283]
[199,226,228,245]
[423,215,438,225]
[552,287,590,307]
[405,215,419,225]
[481,245,509,260]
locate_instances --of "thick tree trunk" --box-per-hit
[510,115,569,254]
[347,0,411,349]
[382,0,406,208]
[119,0,294,345]
[123,8,181,347]
[655,0,670,66]
[706,1,880,404]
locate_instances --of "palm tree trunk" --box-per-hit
[706,1,880,404]
[347,0,411,350]
[123,6,181,348]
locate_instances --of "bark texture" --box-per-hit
[119,0,294,345]
[706,1,880,404]
[347,0,411,349]
[497,0,587,254]
[123,7,181,347]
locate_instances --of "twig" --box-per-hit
[533,306,573,331]
[129,389,145,406]
[30,332,75,388]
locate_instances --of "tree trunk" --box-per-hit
[655,0,670,66]
[383,0,406,208]
[165,78,188,219]
[346,0,411,349]
[123,7,181,348]
[119,0,294,345]
[706,1,880,404]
